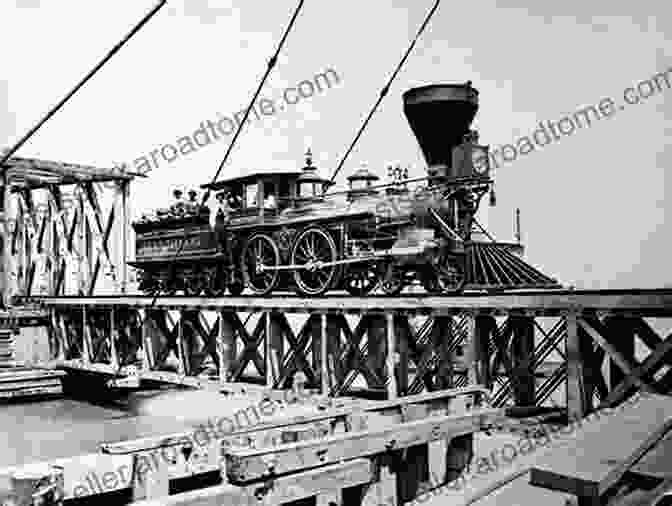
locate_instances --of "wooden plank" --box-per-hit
[629,429,672,480]
[0,379,62,392]
[577,318,654,393]
[530,393,672,500]
[608,475,672,506]
[102,386,488,455]
[129,458,374,506]
[0,385,61,398]
[224,408,496,483]
[602,333,672,408]
[464,471,572,506]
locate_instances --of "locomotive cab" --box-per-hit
[202,170,302,224]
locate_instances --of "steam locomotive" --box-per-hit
[130,82,559,296]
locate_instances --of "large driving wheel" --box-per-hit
[344,263,381,296]
[290,227,338,296]
[242,234,281,296]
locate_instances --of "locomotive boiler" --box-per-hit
[130,82,559,297]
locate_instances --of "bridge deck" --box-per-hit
[22,288,672,316]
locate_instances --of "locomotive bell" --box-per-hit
[403,82,479,179]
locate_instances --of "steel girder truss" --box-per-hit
[5,180,130,300]
[45,301,672,415]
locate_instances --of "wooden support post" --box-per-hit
[52,310,67,361]
[141,311,156,370]
[511,316,535,406]
[265,311,283,387]
[82,305,92,363]
[110,306,119,369]
[321,313,329,395]
[217,311,235,383]
[386,312,397,400]
[367,314,387,391]
[436,316,455,390]
[468,314,492,387]
[176,313,185,375]
[77,189,86,295]
[565,312,586,420]
[326,315,342,389]
[445,433,474,484]
[395,315,409,396]
[605,316,636,391]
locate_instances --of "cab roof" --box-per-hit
[201,171,303,191]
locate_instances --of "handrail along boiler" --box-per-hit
[130,82,559,296]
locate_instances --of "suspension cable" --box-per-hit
[151,0,306,306]
[327,0,442,186]
[0,0,168,175]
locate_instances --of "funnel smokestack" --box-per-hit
[403,82,479,178]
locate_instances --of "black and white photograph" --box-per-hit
[0,1,670,504]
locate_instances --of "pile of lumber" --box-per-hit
[0,367,65,400]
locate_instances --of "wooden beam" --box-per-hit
[385,313,397,399]
[102,386,489,457]
[511,316,535,406]
[565,313,585,419]
[602,333,672,408]
[224,408,496,483]
[530,394,672,501]
[628,428,672,480]
[577,317,654,394]
[31,289,672,317]
[609,475,672,506]
[321,313,329,395]
[129,458,374,506]
[217,312,236,383]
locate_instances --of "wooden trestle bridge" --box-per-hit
[22,287,672,420]
[0,288,671,505]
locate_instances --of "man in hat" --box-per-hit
[186,189,200,215]
[211,191,233,264]
[169,188,186,217]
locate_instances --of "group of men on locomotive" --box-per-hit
[131,83,559,297]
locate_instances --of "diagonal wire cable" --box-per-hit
[328,0,442,186]
[149,0,306,307]
[0,0,168,175]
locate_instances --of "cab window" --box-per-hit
[245,183,258,208]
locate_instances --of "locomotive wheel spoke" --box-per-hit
[291,227,338,296]
[242,234,280,296]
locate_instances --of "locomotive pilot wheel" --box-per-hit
[242,233,281,296]
[290,226,338,296]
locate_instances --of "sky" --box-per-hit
[1,0,670,290]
